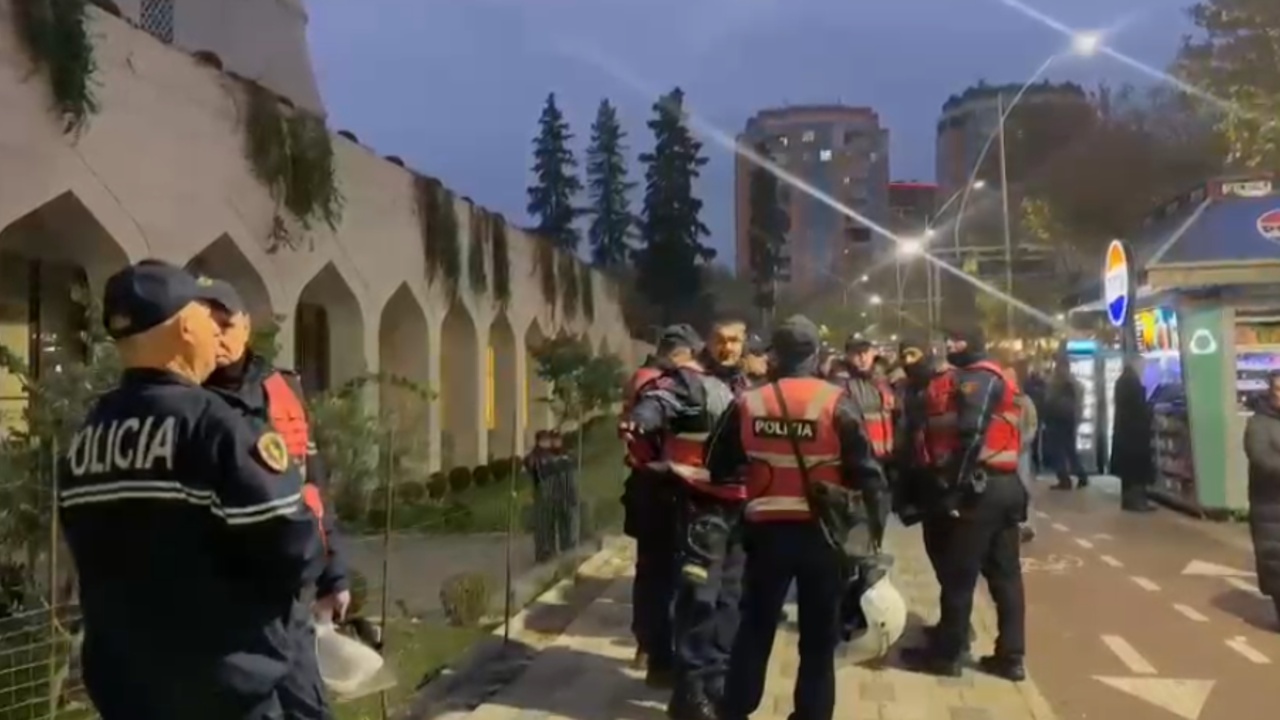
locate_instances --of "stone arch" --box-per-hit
[488,313,518,460]
[0,193,131,430]
[185,234,274,323]
[294,262,365,395]
[378,283,431,461]
[440,299,480,468]
[523,320,554,445]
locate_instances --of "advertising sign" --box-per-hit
[1259,208,1280,242]
[1103,240,1131,328]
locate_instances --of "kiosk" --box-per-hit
[1081,177,1280,515]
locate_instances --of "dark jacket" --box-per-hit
[1109,367,1154,486]
[206,353,348,598]
[1243,401,1280,597]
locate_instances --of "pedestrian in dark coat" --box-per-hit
[1243,371,1280,626]
[1109,359,1156,512]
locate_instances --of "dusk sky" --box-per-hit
[307,0,1197,265]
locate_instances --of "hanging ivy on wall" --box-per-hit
[12,0,100,134]
[468,206,489,295]
[242,83,344,251]
[412,175,461,299]
[533,237,558,310]
[490,214,512,308]
[579,262,595,321]
[557,251,580,319]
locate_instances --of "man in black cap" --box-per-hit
[620,319,749,720]
[835,337,897,471]
[199,278,348,718]
[707,315,887,720]
[59,260,322,719]
[903,326,1028,682]
[742,333,769,385]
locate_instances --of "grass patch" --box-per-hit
[332,620,488,720]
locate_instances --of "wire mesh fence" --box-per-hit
[0,394,625,720]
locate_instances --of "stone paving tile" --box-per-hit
[456,526,1058,720]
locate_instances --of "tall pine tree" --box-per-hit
[527,92,583,250]
[584,99,637,268]
[746,141,789,324]
[636,88,714,324]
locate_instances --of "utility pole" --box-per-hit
[997,92,1015,340]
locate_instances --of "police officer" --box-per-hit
[622,354,667,665]
[547,431,580,551]
[902,327,1028,681]
[890,339,935,527]
[619,324,705,688]
[59,260,321,719]
[707,315,887,720]
[622,319,748,720]
[836,338,896,466]
[199,279,346,718]
[742,333,769,385]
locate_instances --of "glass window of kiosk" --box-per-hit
[1133,306,1183,399]
[1235,312,1280,411]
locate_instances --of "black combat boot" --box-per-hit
[898,646,964,678]
[978,654,1027,682]
[667,685,717,720]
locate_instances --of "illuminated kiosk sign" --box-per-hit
[1103,240,1132,328]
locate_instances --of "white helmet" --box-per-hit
[839,557,908,664]
[315,620,396,699]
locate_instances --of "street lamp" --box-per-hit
[1072,31,1102,57]
[869,294,882,305]
[895,238,925,336]
[859,274,869,283]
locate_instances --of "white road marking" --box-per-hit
[1094,677,1215,720]
[1034,510,1050,519]
[1051,523,1069,532]
[1093,533,1113,541]
[1131,576,1161,592]
[1099,555,1124,568]
[1225,577,1262,595]
[1074,538,1095,549]
[1225,636,1271,664]
[1182,560,1255,577]
[1172,604,1209,622]
[1101,635,1158,674]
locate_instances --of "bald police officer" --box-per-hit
[58,260,322,720]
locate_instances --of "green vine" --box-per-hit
[413,175,461,298]
[242,83,344,250]
[13,0,100,134]
[468,206,489,295]
[490,214,512,308]
[533,237,558,309]
[579,262,595,321]
[557,252,580,319]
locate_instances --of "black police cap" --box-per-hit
[102,260,220,340]
[745,333,767,356]
[657,324,702,353]
[196,277,247,315]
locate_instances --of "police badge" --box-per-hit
[255,431,290,473]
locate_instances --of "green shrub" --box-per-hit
[447,467,472,494]
[439,572,491,628]
[440,499,475,532]
[427,471,448,500]
[398,480,426,505]
[490,456,519,484]
[471,465,493,488]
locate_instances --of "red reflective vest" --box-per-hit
[623,366,663,468]
[737,378,844,522]
[263,371,327,547]
[922,361,1022,473]
[648,370,746,501]
[844,375,895,460]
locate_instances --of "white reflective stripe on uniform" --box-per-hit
[804,383,840,419]
[747,496,810,514]
[745,450,840,468]
[675,432,710,443]
[58,479,303,526]
[980,450,1020,465]
[742,388,768,416]
[669,462,710,481]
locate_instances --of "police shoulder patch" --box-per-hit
[107,314,131,332]
[254,431,290,473]
[960,380,980,396]
[751,417,817,440]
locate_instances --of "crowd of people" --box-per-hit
[619,315,1036,720]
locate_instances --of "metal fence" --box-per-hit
[0,410,625,720]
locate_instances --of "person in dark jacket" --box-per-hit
[1045,362,1089,490]
[525,430,561,561]
[742,333,769,385]
[1242,370,1280,627]
[60,261,322,719]
[1109,358,1156,513]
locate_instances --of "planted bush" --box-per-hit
[447,466,472,494]
[471,465,493,488]
[398,480,426,505]
[426,471,448,500]
[439,572,491,628]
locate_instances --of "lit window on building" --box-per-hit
[819,149,833,162]
[140,0,176,44]
[842,176,851,185]
[801,130,816,143]
[777,135,790,147]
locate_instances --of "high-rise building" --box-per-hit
[734,105,890,291]
[888,181,938,235]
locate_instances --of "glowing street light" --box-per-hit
[972,179,987,191]
[868,294,883,306]
[898,238,923,257]
[859,274,869,283]
[1072,31,1102,57]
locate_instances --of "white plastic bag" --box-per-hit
[315,620,391,698]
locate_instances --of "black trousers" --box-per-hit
[934,475,1027,661]
[673,504,745,693]
[721,523,843,720]
[632,486,679,667]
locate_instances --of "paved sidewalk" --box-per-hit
[453,524,1058,720]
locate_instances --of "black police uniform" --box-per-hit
[905,349,1028,681]
[705,317,887,720]
[59,261,322,719]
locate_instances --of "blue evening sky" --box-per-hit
[307,0,1195,265]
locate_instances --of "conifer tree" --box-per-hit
[526,92,583,250]
[584,99,637,268]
